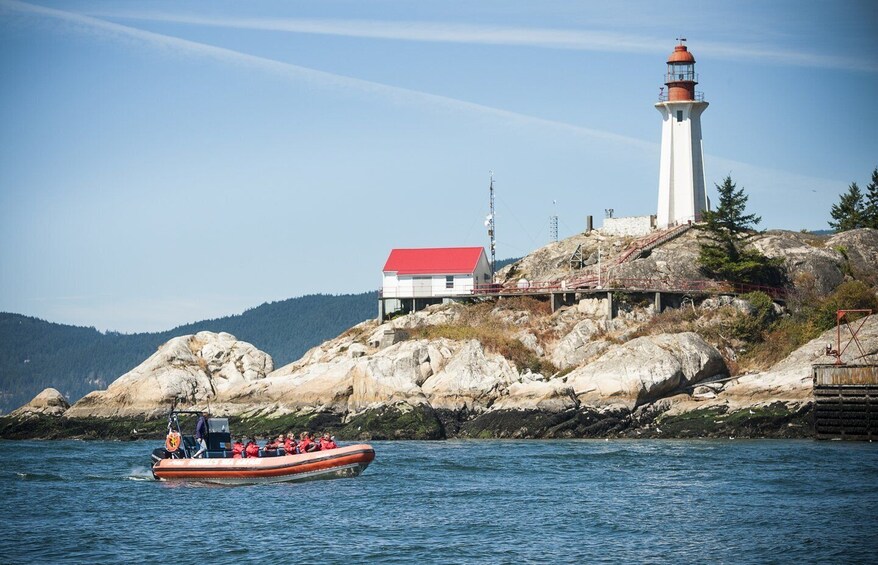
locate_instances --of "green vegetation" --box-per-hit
[730,291,777,342]
[697,176,786,286]
[744,280,878,368]
[0,292,377,414]
[829,167,878,231]
[406,297,559,377]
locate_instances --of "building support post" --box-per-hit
[378,299,386,322]
[655,292,663,314]
[606,291,615,319]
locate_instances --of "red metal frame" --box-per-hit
[827,309,874,365]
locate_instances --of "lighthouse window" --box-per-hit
[446,275,454,289]
[676,110,683,122]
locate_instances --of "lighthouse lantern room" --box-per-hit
[655,39,709,229]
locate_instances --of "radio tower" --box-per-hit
[486,171,496,279]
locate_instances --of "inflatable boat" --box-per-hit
[151,410,374,484]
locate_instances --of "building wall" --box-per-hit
[655,100,709,228]
[382,273,482,298]
[601,216,655,237]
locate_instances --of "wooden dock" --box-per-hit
[813,364,878,440]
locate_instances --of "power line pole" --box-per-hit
[487,171,496,279]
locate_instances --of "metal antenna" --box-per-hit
[549,199,558,243]
[487,171,496,279]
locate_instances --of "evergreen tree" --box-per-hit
[863,167,878,229]
[829,181,866,231]
[698,176,785,285]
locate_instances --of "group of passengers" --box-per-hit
[230,431,338,459]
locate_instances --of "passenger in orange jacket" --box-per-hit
[232,440,244,459]
[319,433,337,450]
[284,433,297,455]
[245,438,260,458]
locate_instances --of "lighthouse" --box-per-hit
[655,39,708,229]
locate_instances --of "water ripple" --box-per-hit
[1,439,877,564]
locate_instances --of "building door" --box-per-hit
[412,276,432,297]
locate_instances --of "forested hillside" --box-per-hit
[0,292,377,414]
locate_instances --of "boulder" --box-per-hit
[421,340,520,412]
[64,332,273,419]
[551,318,615,370]
[567,332,727,411]
[10,388,70,418]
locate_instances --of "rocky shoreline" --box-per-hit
[2,228,876,442]
[0,399,814,442]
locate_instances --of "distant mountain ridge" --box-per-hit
[0,292,377,414]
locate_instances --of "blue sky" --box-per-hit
[1,0,876,332]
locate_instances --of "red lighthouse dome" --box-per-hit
[664,40,699,101]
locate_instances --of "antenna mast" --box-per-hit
[487,171,496,279]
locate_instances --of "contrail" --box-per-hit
[86,12,878,74]
[0,0,849,194]
[0,0,653,150]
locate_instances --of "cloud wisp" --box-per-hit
[90,12,878,74]
[0,0,652,150]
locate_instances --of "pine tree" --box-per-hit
[698,176,784,285]
[829,181,866,232]
[863,167,878,229]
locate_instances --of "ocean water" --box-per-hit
[1,439,877,564]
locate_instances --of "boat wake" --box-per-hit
[14,471,65,482]
[128,466,156,481]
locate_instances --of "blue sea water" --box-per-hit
[1,439,877,564]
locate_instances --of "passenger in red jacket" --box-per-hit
[319,433,337,450]
[299,431,318,453]
[245,438,260,458]
[264,436,279,451]
[232,439,244,459]
[284,432,297,455]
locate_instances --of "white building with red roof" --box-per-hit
[380,247,492,318]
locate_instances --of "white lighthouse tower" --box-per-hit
[655,39,708,229]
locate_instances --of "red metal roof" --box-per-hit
[668,44,696,63]
[383,247,486,275]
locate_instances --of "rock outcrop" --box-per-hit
[568,332,726,411]
[64,331,273,419]
[10,388,70,418]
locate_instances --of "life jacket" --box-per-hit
[264,440,279,451]
[299,437,315,452]
[232,442,244,458]
[320,438,337,450]
[245,442,260,458]
[284,438,295,455]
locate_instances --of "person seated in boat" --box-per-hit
[284,432,297,455]
[245,437,260,458]
[319,432,337,450]
[298,431,319,453]
[264,436,279,451]
[273,434,286,455]
[232,439,244,459]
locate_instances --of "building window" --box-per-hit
[445,275,454,289]
[676,110,683,122]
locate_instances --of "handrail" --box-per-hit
[380,278,786,299]
[658,91,705,102]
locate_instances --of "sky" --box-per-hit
[1,0,876,333]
